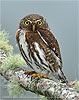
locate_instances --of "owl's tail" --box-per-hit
[58,69,68,83]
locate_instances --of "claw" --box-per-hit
[32,73,49,79]
[24,71,36,76]
[24,71,51,80]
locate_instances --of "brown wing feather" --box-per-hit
[16,29,33,68]
[38,29,62,64]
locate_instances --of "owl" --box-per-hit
[16,14,68,83]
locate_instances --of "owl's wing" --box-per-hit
[16,29,34,68]
[38,29,69,83]
[38,29,62,64]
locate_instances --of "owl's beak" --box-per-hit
[32,24,35,32]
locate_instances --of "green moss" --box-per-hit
[0,29,13,55]
[73,81,79,92]
[1,54,26,71]
[0,30,9,43]
[0,40,13,56]
[8,77,26,97]
[0,28,27,97]
[41,96,47,100]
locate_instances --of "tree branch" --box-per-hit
[0,51,79,100]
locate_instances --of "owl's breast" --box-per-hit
[17,29,62,74]
[25,31,42,44]
[18,30,50,74]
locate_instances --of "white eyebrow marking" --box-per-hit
[27,20,32,23]
[35,19,42,23]
[26,19,42,23]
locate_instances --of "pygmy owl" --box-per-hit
[16,14,68,83]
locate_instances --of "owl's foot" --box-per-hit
[24,71,37,76]
[32,73,47,79]
[24,71,50,80]
[32,73,51,80]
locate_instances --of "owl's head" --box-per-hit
[19,14,50,32]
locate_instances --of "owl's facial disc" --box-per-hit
[32,20,43,32]
[19,14,50,32]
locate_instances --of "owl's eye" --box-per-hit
[37,21,42,25]
[25,21,30,25]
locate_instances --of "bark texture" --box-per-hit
[0,51,79,100]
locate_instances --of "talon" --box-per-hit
[32,73,49,79]
[33,73,37,78]
[24,71,36,75]
[43,75,46,78]
[24,71,51,80]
